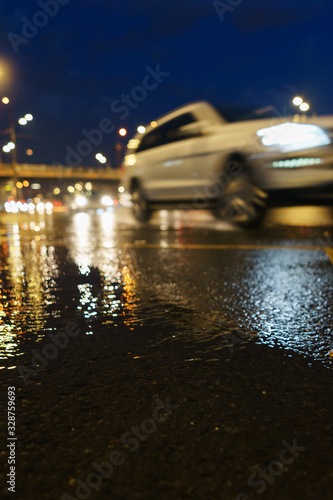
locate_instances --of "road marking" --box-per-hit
[120,242,333,264]
[324,247,333,264]
[1,235,333,263]
[120,242,328,252]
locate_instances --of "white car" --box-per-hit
[120,101,333,226]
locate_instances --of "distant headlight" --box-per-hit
[256,123,330,152]
[76,195,87,207]
[101,195,113,206]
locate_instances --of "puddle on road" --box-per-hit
[0,212,332,369]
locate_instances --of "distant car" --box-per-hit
[120,101,333,226]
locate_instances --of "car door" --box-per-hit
[138,112,204,201]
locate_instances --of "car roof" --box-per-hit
[130,101,218,142]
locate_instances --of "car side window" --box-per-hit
[160,113,197,146]
[137,129,163,152]
[136,112,198,152]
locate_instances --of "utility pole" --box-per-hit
[115,141,122,168]
[8,109,18,200]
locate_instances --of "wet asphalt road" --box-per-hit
[0,206,333,500]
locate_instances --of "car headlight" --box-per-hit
[76,195,88,207]
[256,123,330,152]
[101,195,113,206]
[124,154,136,166]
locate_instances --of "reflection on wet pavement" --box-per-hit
[0,210,332,369]
[243,250,332,362]
[0,222,59,359]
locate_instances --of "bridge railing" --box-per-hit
[0,163,123,179]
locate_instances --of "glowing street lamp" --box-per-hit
[292,96,303,106]
[2,97,10,104]
[95,153,107,164]
[2,142,15,153]
[299,102,310,112]
[18,114,33,125]
[119,128,127,137]
[137,125,146,134]
[292,96,311,121]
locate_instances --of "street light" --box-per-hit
[2,142,15,153]
[95,153,107,164]
[292,96,311,122]
[116,127,129,168]
[299,102,310,112]
[137,125,146,134]
[292,96,303,106]
[18,114,33,125]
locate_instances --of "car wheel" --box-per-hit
[131,185,151,223]
[215,172,268,227]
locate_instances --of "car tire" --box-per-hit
[131,185,151,223]
[215,169,268,227]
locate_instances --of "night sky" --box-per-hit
[0,0,333,167]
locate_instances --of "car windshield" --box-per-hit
[215,106,287,123]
